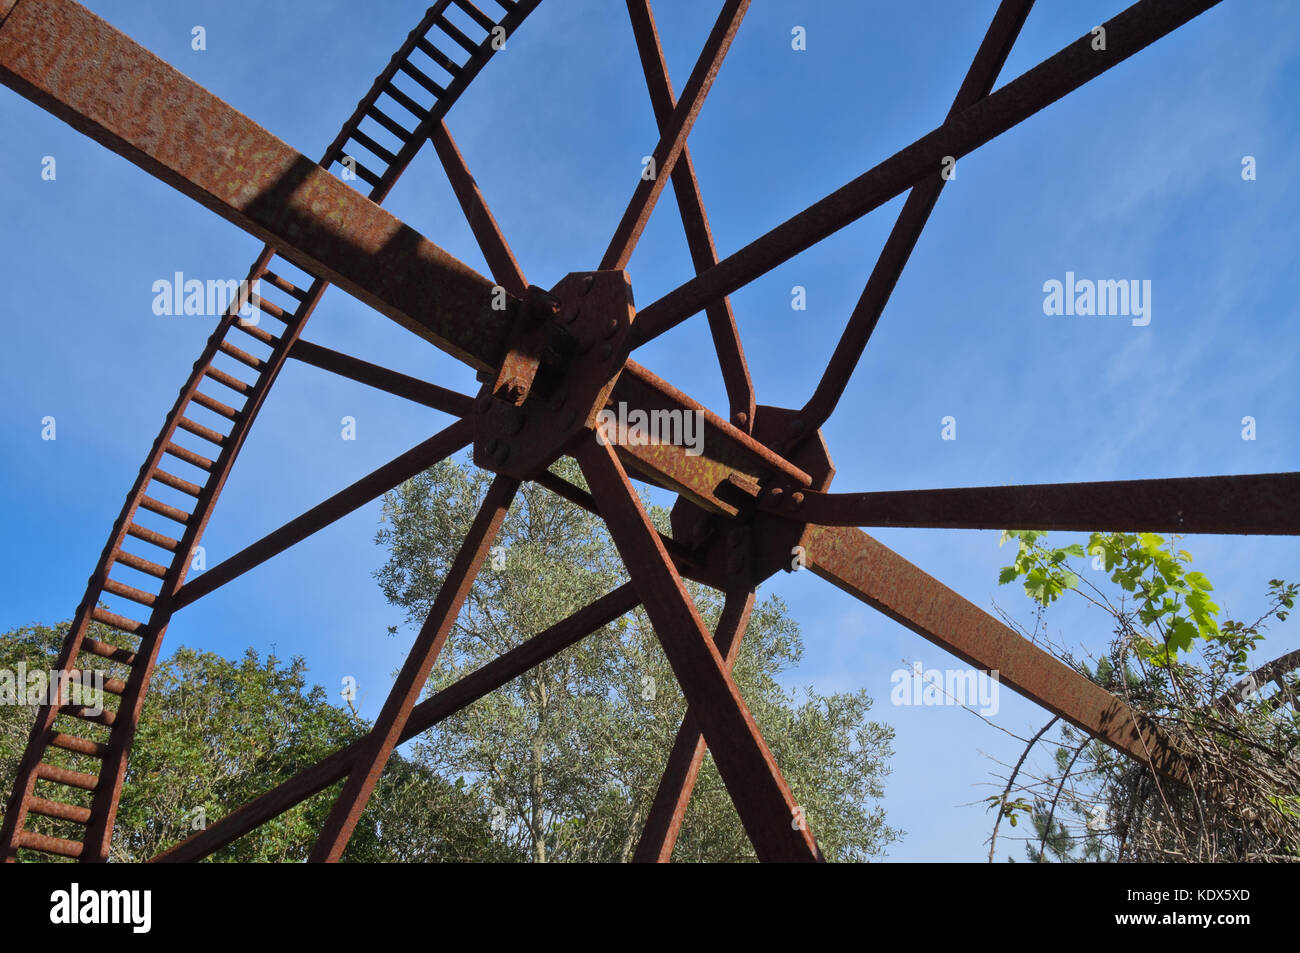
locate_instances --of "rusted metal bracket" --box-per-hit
[488,284,563,407]
[474,271,636,479]
[670,404,834,591]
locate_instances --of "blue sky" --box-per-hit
[1,0,1297,861]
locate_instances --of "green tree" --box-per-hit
[0,620,502,861]
[375,453,899,862]
[988,531,1300,862]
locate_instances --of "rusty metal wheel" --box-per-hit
[0,0,1293,863]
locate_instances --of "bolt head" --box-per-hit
[535,292,561,319]
[502,377,525,403]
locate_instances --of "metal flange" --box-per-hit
[474,270,636,479]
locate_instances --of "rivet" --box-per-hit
[734,411,749,427]
[485,438,499,455]
[791,491,805,508]
[598,342,613,360]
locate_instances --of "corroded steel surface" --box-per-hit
[2,0,1282,864]
[805,524,1188,781]
[768,473,1300,535]
[0,0,515,371]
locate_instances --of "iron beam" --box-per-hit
[577,435,821,861]
[628,0,1225,349]
[770,473,1300,535]
[633,588,755,862]
[290,339,475,417]
[600,0,751,270]
[308,476,518,861]
[626,0,755,430]
[804,524,1188,781]
[798,0,1035,435]
[171,419,472,611]
[0,0,516,371]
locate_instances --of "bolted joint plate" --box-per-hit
[671,405,834,591]
[474,271,635,479]
[490,285,563,407]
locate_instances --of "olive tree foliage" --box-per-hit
[0,621,501,862]
[374,452,900,862]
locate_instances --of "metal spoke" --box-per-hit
[576,434,821,861]
[626,0,755,430]
[804,524,1188,781]
[627,0,1225,350]
[154,583,641,862]
[797,0,1035,438]
[599,0,752,271]
[290,338,474,416]
[172,419,473,611]
[633,588,755,862]
[308,475,519,862]
[767,473,1300,535]
[429,119,528,296]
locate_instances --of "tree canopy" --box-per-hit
[374,453,900,862]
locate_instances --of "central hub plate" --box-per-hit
[473,270,635,479]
